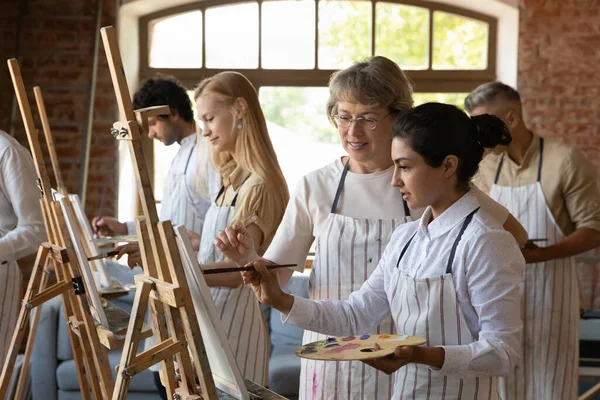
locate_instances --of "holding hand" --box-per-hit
[362,344,415,375]
[241,261,294,313]
[92,216,127,238]
[214,222,259,266]
[114,243,142,269]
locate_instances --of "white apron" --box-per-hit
[301,161,411,400]
[198,184,269,385]
[0,260,20,366]
[392,207,499,399]
[489,138,579,400]
[160,135,211,234]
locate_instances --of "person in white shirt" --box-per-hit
[0,130,46,366]
[92,76,220,266]
[226,103,525,399]
[214,57,526,399]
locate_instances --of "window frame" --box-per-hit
[139,0,498,92]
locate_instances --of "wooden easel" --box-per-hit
[34,85,130,298]
[0,58,113,399]
[0,59,150,400]
[100,25,218,400]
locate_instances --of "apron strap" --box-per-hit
[537,137,544,182]
[402,197,410,218]
[330,160,350,214]
[494,137,544,184]
[494,155,505,184]
[215,174,252,207]
[445,207,480,274]
[183,144,195,175]
[396,232,417,268]
[231,174,253,207]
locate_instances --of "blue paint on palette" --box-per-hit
[360,334,370,340]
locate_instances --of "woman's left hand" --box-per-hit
[362,344,415,375]
[187,229,201,251]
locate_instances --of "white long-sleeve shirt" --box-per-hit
[284,190,524,378]
[0,131,46,262]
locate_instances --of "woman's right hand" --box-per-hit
[214,223,260,266]
[242,261,294,313]
[92,216,127,238]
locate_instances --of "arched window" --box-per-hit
[138,0,497,203]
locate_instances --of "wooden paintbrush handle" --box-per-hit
[202,264,297,275]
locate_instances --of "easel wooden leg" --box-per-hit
[112,279,152,400]
[0,245,49,398]
[13,262,52,400]
[579,380,600,400]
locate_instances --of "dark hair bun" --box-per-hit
[471,114,512,149]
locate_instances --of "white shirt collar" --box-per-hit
[418,190,480,240]
[179,133,197,147]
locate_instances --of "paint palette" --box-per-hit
[295,334,426,361]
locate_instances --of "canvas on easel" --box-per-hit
[174,225,250,400]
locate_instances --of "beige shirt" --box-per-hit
[476,134,600,236]
[217,160,285,255]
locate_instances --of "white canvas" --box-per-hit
[174,225,250,400]
[55,193,109,328]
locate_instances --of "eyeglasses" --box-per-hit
[332,112,393,131]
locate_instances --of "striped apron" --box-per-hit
[392,208,499,399]
[198,184,269,385]
[490,138,579,400]
[0,260,20,367]
[301,161,410,399]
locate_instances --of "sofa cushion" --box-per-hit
[268,344,302,398]
[56,348,157,392]
[269,274,309,347]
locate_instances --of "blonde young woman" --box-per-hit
[192,71,289,385]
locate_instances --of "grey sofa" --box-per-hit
[30,263,309,400]
[30,262,160,400]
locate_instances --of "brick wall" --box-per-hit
[518,0,600,166]
[0,0,118,219]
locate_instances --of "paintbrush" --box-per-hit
[87,250,119,261]
[202,264,297,275]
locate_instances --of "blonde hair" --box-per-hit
[194,71,289,225]
[326,56,414,125]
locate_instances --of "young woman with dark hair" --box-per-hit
[238,103,525,399]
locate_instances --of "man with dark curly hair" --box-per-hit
[92,75,220,264]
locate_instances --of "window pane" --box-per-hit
[432,11,488,70]
[413,92,469,109]
[375,3,428,69]
[262,1,316,69]
[259,87,340,190]
[206,3,259,68]
[149,11,203,68]
[318,1,372,69]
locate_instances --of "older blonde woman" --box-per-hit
[216,57,526,399]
